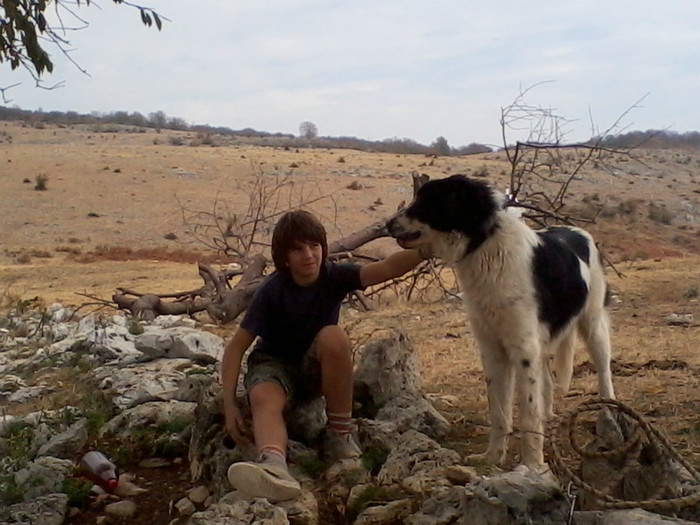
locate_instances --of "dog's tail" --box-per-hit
[552,332,576,393]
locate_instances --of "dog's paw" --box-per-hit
[464,452,505,476]
[465,450,506,466]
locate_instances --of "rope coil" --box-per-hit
[547,398,700,512]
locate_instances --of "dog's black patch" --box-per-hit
[533,228,589,335]
[539,226,591,264]
[405,175,499,255]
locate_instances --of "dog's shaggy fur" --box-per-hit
[388,175,615,467]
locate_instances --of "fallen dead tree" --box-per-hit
[111,88,641,324]
[112,216,404,323]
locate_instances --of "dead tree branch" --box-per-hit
[499,84,645,228]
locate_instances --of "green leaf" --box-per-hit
[153,11,162,31]
[140,9,152,27]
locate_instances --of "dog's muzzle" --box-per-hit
[386,216,421,246]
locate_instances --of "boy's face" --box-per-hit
[287,240,323,285]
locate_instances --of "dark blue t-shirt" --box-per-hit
[241,261,365,362]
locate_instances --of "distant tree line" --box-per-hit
[0,105,495,156]
[2,105,697,154]
[599,129,700,150]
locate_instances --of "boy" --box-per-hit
[221,209,427,502]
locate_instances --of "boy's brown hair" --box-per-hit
[271,210,328,272]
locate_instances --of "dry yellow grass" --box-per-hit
[1,120,699,469]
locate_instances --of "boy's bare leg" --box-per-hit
[248,381,288,454]
[228,380,301,502]
[315,325,361,460]
[315,325,353,414]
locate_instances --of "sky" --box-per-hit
[4,0,700,148]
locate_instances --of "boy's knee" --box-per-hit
[249,381,286,411]
[314,325,351,359]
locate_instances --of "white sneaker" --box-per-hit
[227,458,301,502]
[323,429,361,461]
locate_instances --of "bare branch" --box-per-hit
[499,84,647,227]
[1,0,168,94]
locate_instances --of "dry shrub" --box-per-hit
[648,202,674,224]
[75,245,226,264]
[55,245,82,255]
[34,174,48,191]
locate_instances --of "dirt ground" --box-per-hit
[1,121,700,522]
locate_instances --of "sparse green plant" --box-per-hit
[34,174,48,191]
[361,446,388,475]
[0,474,24,505]
[79,383,116,436]
[340,466,367,488]
[61,477,93,507]
[2,421,34,463]
[346,484,393,521]
[296,454,327,480]
[102,439,141,467]
[683,285,699,299]
[128,319,144,335]
[55,407,82,429]
[184,367,210,376]
[156,417,191,435]
[154,435,187,458]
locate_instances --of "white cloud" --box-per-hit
[5,0,700,146]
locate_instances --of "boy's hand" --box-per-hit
[225,402,252,447]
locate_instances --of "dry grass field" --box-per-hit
[1,120,700,518]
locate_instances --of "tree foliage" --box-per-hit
[0,0,164,82]
[299,121,318,140]
[430,136,451,156]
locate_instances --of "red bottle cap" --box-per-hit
[105,478,119,492]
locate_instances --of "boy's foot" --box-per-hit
[227,457,301,502]
[323,429,361,461]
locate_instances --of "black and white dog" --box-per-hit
[387,174,615,468]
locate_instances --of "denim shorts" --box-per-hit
[243,350,321,404]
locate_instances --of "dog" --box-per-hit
[387,174,615,468]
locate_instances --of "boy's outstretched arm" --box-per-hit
[360,248,427,288]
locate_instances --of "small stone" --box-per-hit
[138,457,171,468]
[114,476,148,497]
[664,313,693,326]
[187,485,209,503]
[175,497,196,516]
[104,500,137,518]
[444,465,479,485]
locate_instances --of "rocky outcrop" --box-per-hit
[1,305,699,524]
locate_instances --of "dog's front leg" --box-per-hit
[479,345,514,466]
[516,348,545,467]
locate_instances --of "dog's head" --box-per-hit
[387,175,501,259]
